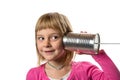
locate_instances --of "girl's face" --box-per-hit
[36,28,65,61]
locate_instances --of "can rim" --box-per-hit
[94,33,100,54]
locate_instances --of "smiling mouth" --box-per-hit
[44,50,55,54]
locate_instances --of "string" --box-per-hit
[95,43,120,45]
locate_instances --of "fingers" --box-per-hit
[80,31,87,33]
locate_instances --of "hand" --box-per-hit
[75,49,97,55]
[80,31,87,33]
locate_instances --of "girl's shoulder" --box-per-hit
[71,61,100,77]
[27,64,45,74]
[72,61,94,65]
[72,61,98,70]
[26,64,45,80]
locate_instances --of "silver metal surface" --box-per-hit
[63,32,100,54]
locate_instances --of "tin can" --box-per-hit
[63,32,100,54]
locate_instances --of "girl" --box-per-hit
[26,12,120,80]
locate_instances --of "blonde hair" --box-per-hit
[35,12,74,65]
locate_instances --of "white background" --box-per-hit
[0,0,120,80]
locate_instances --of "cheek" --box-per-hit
[53,41,64,50]
[37,45,43,55]
[36,43,42,51]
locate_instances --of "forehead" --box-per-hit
[37,28,60,35]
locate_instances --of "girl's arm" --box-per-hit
[92,49,120,80]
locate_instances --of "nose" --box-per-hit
[43,39,51,47]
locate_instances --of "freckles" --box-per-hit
[54,41,62,47]
[36,44,42,51]
[56,44,64,50]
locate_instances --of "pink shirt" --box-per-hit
[26,50,120,80]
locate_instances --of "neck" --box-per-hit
[47,61,65,70]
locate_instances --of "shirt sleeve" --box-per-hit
[92,49,120,80]
[26,68,38,80]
